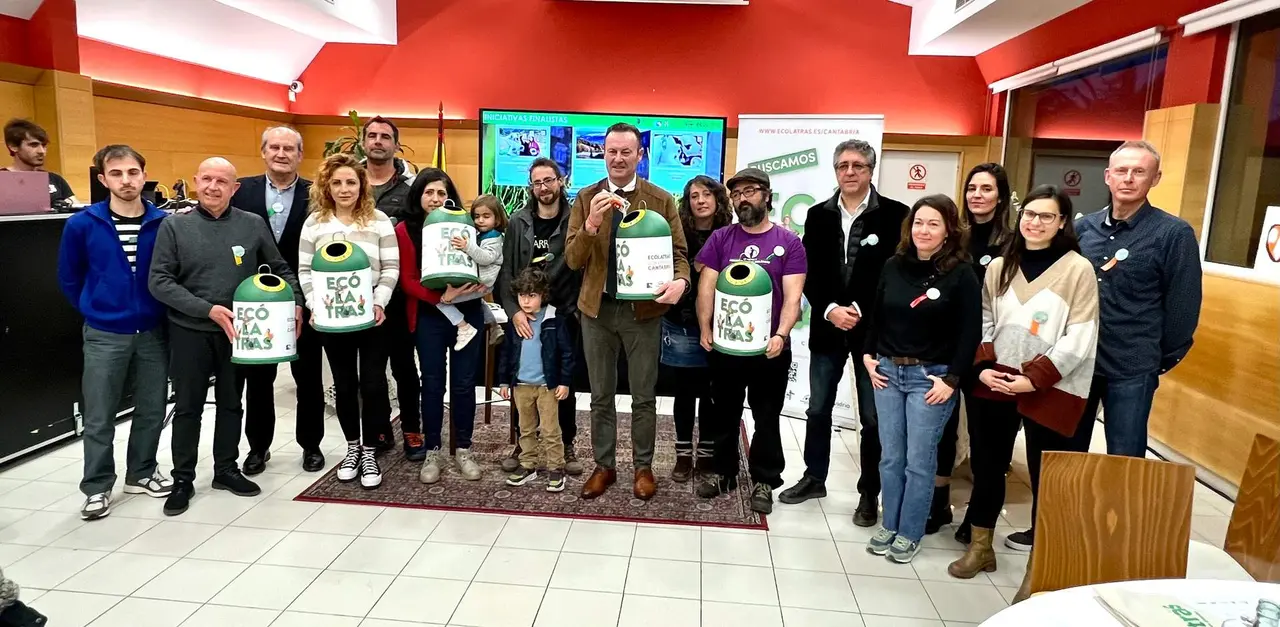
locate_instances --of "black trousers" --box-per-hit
[935,393,963,479]
[323,326,392,445]
[673,367,712,451]
[244,314,325,453]
[804,346,881,496]
[385,294,421,436]
[1024,411,1097,528]
[709,350,791,489]
[961,395,1023,528]
[169,323,246,484]
[557,312,581,447]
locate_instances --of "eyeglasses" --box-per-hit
[1020,209,1061,225]
[835,162,872,174]
[729,186,766,201]
[530,177,559,189]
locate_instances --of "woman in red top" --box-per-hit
[396,169,488,485]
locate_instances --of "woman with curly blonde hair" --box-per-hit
[298,153,400,488]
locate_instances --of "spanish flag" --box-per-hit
[432,101,446,171]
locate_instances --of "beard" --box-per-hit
[536,188,561,206]
[735,201,767,227]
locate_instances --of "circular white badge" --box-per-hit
[773,245,786,257]
[863,234,880,247]
[1115,248,1130,261]
[979,254,992,266]
[926,288,941,300]
[1075,212,1084,220]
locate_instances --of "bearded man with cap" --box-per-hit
[694,168,806,514]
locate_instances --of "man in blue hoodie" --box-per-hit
[58,144,171,521]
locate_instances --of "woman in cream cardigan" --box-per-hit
[947,184,1099,592]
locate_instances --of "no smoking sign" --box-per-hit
[907,164,927,190]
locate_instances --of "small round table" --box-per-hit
[982,579,1280,626]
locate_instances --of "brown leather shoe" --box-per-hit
[633,468,657,501]
[581,467,617,499]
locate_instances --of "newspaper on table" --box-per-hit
[1094,589,1276,627]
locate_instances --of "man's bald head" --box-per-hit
[194,157,241,213]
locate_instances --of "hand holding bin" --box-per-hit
[231,266,298,364]
[421,200,479,290]
[713,261,773,356]
[614,207,673,301]
[311,238,375,333]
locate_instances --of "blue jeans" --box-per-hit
[416,303,485,451]
[660,318,709,368]
[804,347,880,495]
[1086,373,1159,458]
[873,357,959,542]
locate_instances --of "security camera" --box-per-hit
[289,80,304,94]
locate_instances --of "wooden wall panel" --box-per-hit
[94,96,276,192]
[1149,274,1280,485]
[1144,104,1221,240]
[0,79,34,123]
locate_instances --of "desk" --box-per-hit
[982,579,1280,626]
[0,213,86,463]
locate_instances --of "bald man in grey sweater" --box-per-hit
[149,158,302,517]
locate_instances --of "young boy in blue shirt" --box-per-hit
[498,268,574,492]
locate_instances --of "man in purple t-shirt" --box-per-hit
[694,167,807,514]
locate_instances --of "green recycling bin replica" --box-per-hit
[420,202,479,290]
[614,208,674,300]
[310,239,375,333]
[713,261,773,356]
[231,266,298,364]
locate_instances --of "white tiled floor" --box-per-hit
[0,383,1238,627]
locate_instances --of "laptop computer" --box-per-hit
[0,170,52,215]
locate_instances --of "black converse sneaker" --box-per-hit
[359,447,381,489]
[337,442,360,483]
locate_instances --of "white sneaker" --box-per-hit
[420,448,443,484]
[336,442,360,482]
[81,492,111,520]
[359,447,381,489]
[123,471,175,497]
[455,448,481,481]
[454,324,479,351]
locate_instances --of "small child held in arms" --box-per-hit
[498,267,574,492]
[441,194,506,350]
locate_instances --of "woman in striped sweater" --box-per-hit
[298,153,400,489]
[947,184,1098,582]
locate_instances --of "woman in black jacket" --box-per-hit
[928,163,1015,539]
[662,175,732,482]
[861,194,982,564]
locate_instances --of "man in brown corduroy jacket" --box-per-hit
[565,122,690,502]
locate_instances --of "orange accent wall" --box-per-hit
[0,14,29,67]
[976,0,1222,83]
[293,0,990,134]
[1161,27,1232,108]
[26,0,79,73]
[78,39,291,112]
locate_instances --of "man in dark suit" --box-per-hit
[230,126,326,474]
[779,140,909,528]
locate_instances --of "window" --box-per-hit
[1003,45,1167,205]
[1207,11,1280,268]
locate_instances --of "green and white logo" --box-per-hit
[748,148,820,176]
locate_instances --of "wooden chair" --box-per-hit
[1028,451,1196,595]
[1225,433,1280,582]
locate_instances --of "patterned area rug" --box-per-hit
[295,406,766,530]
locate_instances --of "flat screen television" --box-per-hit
[479,108,727,213]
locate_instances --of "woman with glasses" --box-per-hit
[663,175,732,482]
[947,184,1098,583]
[861,194,982,564]
[395,168,488,484]
[931,164,1015,541]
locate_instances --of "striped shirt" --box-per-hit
[110,210,144,272]
[298,210,400,310]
